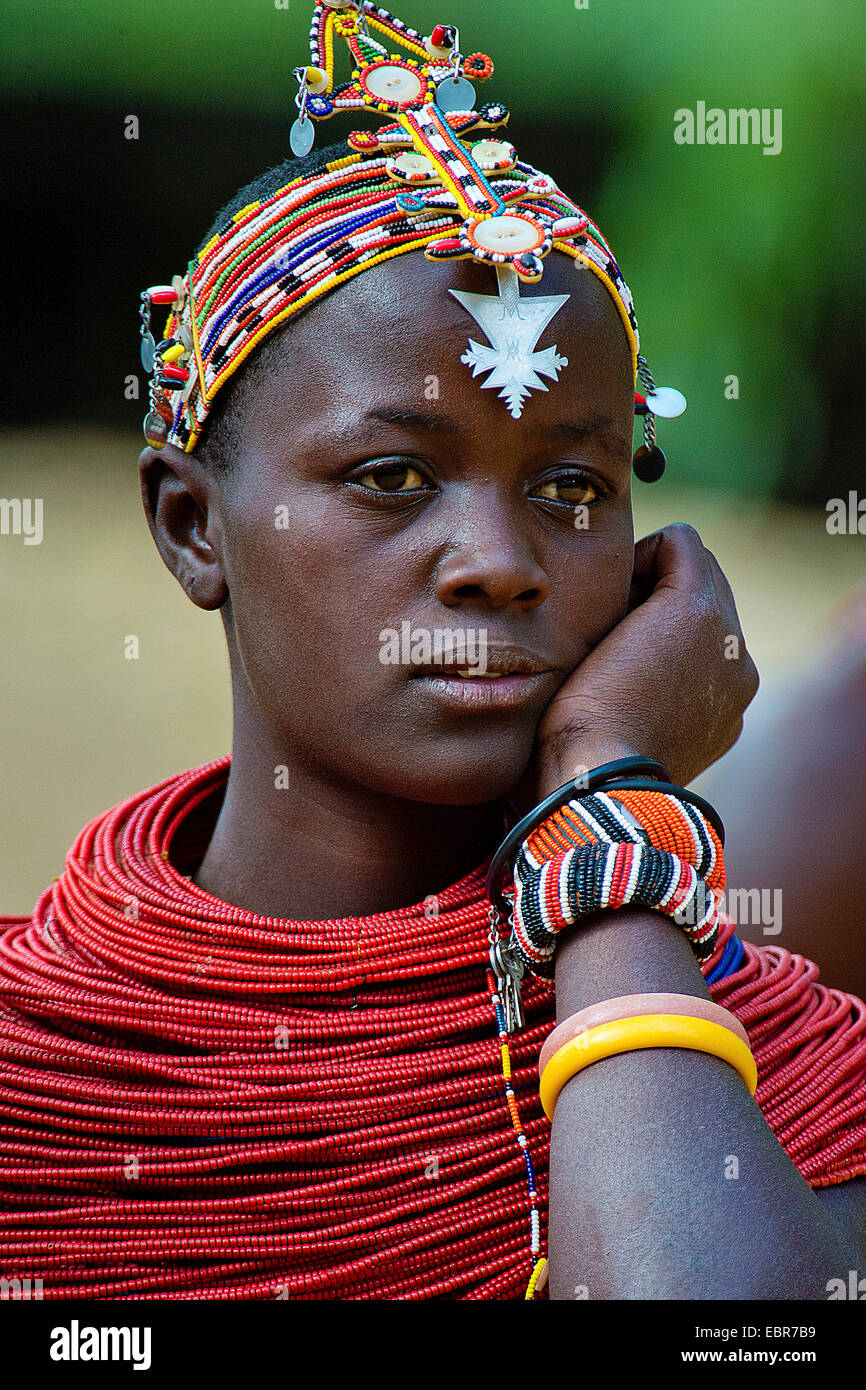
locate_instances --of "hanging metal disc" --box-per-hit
[290,118,315,157]
[140,332,156,373]
[436,76,476,112]
[645,386,688,418]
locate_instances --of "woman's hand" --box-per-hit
[532,523,759,797]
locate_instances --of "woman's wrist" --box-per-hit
[534,736,646,801]
[553,906,711,1020]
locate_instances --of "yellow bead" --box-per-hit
[304,65,329,94]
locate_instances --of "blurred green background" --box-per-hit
[2,0,864,913]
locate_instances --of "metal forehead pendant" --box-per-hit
[449,264,569,419]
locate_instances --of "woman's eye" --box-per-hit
[357,464,427,493]
[534,474,599,505]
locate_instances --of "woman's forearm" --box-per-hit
[548,908,854,1299]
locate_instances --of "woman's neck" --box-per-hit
[192,719,506,922]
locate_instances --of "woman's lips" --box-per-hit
[410,669,554,712]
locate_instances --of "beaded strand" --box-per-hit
[1,758,865,1300]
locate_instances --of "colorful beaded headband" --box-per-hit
[139,0,686,479]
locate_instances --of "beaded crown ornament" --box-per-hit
[138,0,686,477]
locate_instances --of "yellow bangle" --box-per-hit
[539,1014,758,1121]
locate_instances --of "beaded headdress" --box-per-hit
[139,0,685,478]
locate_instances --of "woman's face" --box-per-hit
[211,250,636,805]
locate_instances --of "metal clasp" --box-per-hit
[488,903,525,1035]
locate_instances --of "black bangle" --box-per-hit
[485,756,670,917]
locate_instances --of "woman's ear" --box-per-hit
[138,443,228,611]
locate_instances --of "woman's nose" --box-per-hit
[434,507,549,611]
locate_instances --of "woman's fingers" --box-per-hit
[540,520,761,787]
[633,523,710,594]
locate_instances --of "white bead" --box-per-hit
[645,386,687,418]
[552,216,586,237]
[423,36,451,60]
[471,139,515,167]
[524,174,556,196]
[471,215,542,253]
[388,151,437,179]
[363,64,424,104]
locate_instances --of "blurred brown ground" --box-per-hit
[1,426,863,916]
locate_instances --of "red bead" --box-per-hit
[147,285,179,305]
[159,364,190,383]
[431,24,451,46]
[0,757,862,1299]
[0,758,552,1299]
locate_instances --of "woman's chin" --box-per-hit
[365,745,534,809]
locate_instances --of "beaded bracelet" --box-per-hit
[485,756,671,918]
[508,786,725,979]
[539,1013,759,1121]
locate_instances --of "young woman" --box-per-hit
[1,0,863,1300]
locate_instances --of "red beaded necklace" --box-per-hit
[0,757,863,1299]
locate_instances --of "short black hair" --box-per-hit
[194,139,357,473]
